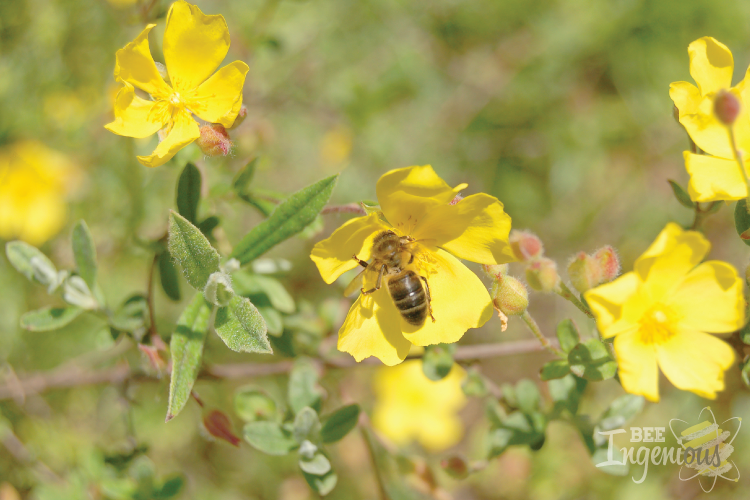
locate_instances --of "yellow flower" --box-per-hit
[670,37,750,201]
[105,0,248,168]
[584,223,744,402]
[372,361,466,451]
[311,165,515,365]
[0,141,77,245]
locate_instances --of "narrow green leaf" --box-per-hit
[556,318,580,353]
[233,157,258,194]
[176,163,201,224]
[214,295,272,353]
[299,452,331,475]
[234,387,277,422]
[668,179,695,209]
[568,339,617,381]
[243,421,298,455]
[233,272,295,313]
[302,469,338,496]
[231,174,339,265]
[742,358,750,389]
[158,252,181,301]
[20,306,83,331]
[166,294,212,422]
[196,216,219,239]
[5,241,57,284]
[735,199,750,247]
[72,220,97,290]
[167,211,220,290]
[288,357,322,414]
[421,344,455,381]
[539,359,570,381]
[293,407,321,443]
[321,404,360,443]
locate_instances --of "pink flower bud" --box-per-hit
[440,455,469,479]
[525,257,559,293]
[567,252,601,294]
[713,90,741,126]
[229,105,248,130]
[203,410,241,447]
[196,124,233,157]
[482,263,509,280]
[491,275,528,316]
[593,245,620,283]
[509,230,544,261]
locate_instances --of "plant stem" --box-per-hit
[555,282,595,318]
[360,427,390,500]
[520,311,564,357]
[728,125,750,198]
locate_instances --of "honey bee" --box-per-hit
[348,230,435,327]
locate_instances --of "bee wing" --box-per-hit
[344,268,367,296]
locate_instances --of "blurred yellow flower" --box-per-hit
[320,126,353,168]
[311,165,515,365]
[670,37,750,201]
[585,223,744,402]
[0,141,76,245]
[372,361,466,451]
[105,0,248,167]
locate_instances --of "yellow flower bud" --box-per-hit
[491,274,528,316]
[525,258,560,293]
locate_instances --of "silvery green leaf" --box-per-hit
[293,407,321,443]
[6,241,59,290]
[203,271,234,306]
[72,220,97,290]
[299,452,331,476]
[214,295,271,353]
[168,211,220,291]
[299,440,318,460]
[20,306,84,332]
[63,276,99,310]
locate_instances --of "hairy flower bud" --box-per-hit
[197,124,233,157]
[567,252,600,294]
[481,263,509,280]
[440,455,469,480]
[229,104,247,130]
[203,410,241,447]
[593,245,620,283]
[204,271,234,306]
[714,90,741,126]
[525,258,560,293]
[509,230,544,261]
[491,275,528,316]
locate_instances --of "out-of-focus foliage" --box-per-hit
[4,0,750,498]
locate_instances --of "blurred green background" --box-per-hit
[3,0,750,498]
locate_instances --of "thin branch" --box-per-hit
[0,340,557,401]
[520,311,564,357]
[320,203,367,215]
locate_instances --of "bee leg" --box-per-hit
[361,264,386,295]
[420,275,436,322]
[352,254,369,268]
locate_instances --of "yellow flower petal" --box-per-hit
[613,330,660,402]
[656,330,735,399]
[679,93,735,159]
[684,151,749,201]
[105,83,165,138]
[114,24,171,98]
[163,0,230,92]
[688,37,733,95]
[136,110,200,168]
[410,193,515,265]
[400,249,493,346]
[634,223,710,300]
[669,261,745,333]
[337,292,411,366]
[670,81,701,117]
[376,165,466,234]
[584,272,642,339]
[310,213,389,284]
[189,61,249,128]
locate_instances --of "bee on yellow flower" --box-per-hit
[105,0,248,167]
[670,37,750,201]
[311,165,515,365]
[585,223,744,402]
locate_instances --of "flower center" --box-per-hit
[169,92,183,107]
[638,305,677,345]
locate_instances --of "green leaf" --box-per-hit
[196,216,220,239]
[515,379,541,414]
[288,357,322,414]
[742,358,750,389]
[166,294,212,422]
[111,295,148,333]
[233,157,257,194]
[158,252,181,301]
[735,199,750,247]
[540,359,570,381]
[487,411,546,458]
[5,241,58,285]
[258,306,283,335]
[20,306,83,331]
[598,395,645,432]
[321,404,360,443]
[548,374,587,418]
[154,476,184,499]
[421,343,455,381]
[293,407,321,443]
[668,179,695,209]
[214,295,272,353]
[168,211,220,290]
[568,339,617,381]
[233,272,295,313]
[72,220,97,290]
[234,387,277,422]
[176,163,201,224]
[243,421,298,455]
[302,469,338,496]
[591,447,629,476]
[231,174,339,265]
[299,452,331,475]
[461,367,489,397]
[556,319,580,353]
